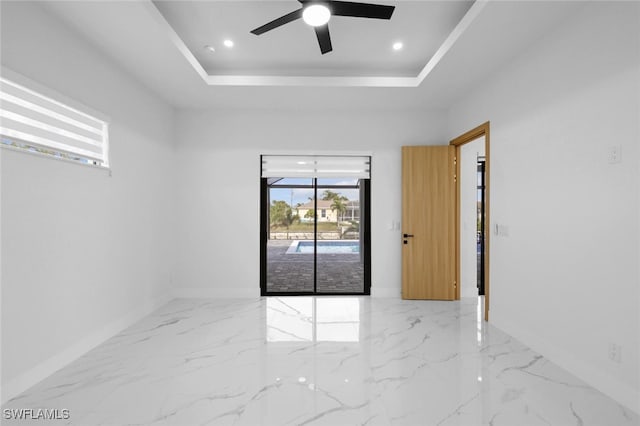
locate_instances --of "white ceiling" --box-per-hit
[38,0,585,110]
[152,1,473,78]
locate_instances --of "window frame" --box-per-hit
[0,68,110,170]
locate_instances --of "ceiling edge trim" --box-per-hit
[143,1,209,82]
[204,75,418,87]
[416,0,488,85]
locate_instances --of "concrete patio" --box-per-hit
[266,240,364,293]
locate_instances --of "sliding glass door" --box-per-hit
[260,156,371,296]
[315,179,368,294]
[264,178,316,293]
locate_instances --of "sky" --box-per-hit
[269,178,360,206]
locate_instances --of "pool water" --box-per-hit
[292,240,360,254]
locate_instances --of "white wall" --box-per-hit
[2,0,637,415]
[173,108,447,298]
[460,137,485,298]
[1,2,175,402]
[448,2,640,412]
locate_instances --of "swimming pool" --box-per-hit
[286,240,360,254]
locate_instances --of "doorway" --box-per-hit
[477,158,486,296]
[459,138,486,299]
[260,155,371,296]
[450,122,491,321]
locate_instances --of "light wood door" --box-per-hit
[402,146,456,300]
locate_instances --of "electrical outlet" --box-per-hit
[608,145,622,164]
[494,224,510,237]
[608,343,622,363]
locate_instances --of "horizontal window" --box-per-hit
[0,76,109,168]
[261,155,370,179]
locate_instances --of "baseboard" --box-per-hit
[173,287,261,298]
[174,287,397,298]
[371,287,400,298]
[492,309,640,415]
[1,293,172,405]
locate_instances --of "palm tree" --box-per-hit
[322,190,340,201]
[330,197,347,224]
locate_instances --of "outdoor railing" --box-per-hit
[270,231,360,240]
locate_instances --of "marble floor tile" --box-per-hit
[2,297,637,425]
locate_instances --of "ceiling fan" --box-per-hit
[250,0,395,55]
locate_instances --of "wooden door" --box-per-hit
[402,146,456,300]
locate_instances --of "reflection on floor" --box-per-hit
[3,297,637,425]
[266,240,364,293]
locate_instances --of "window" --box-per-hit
[261,154,372,296]
[0,76,109,168]
[261,155,370,179]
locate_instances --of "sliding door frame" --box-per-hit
[260,177,371,296]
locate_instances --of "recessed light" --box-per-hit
[204,45,216,53]
[223,39,234,48]
[393,41,403,51]
[303,4,331,27]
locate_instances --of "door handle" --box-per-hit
[403,233,414,238]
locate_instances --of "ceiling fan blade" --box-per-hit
[250,8,304,35]
[329,1,395,19]
[315,24,333,54]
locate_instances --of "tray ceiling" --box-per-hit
[151,1,476,86]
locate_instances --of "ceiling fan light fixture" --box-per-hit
[303,4,331,27]
[251,1,395,54]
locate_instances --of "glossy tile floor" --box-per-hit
[3,297,638,425]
